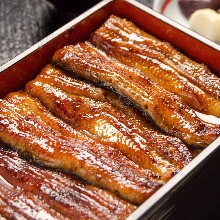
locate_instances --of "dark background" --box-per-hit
[0,0,220,219]
[0,0,153,66]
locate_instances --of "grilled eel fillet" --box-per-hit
[52,42,220,147]
[0,91,163,205]
[0,147,136,219]
[89,15,220,117]
[0,178,65,220]
[26,65,192,180]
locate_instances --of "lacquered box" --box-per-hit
[1,0,220,219]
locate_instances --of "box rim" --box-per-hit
[1,0,220,72]
[125,0,220,52]
[127,136,220,219]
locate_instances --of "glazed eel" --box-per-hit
[0,146,136,219]
[89,15,220,117]
[0,91,163,205]
[52,42,220,147]
[0,179,65,220]
[26,65,192,180]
